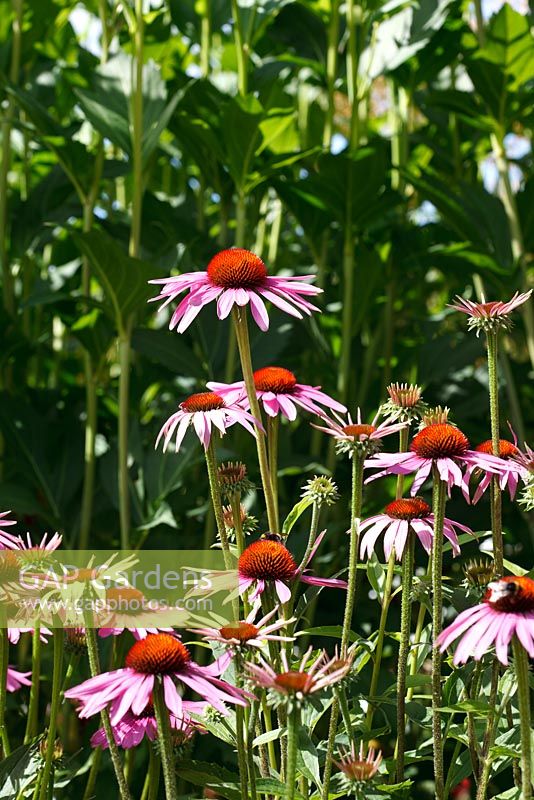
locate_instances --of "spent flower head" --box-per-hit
[462,558,497,594]
[382,382,428,423]
[449,290,532,335]
[301,476,339,507]
[334,742,382,789]
[222,504,257,540]
[217,462,254,500]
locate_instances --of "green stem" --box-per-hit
[232,308,279,533]
[486,331,503,575]
[266,415,279,514]
[129,0,144,260]
[261,694,278,774]
[236,703,249,800]
[365,552,395,732]
[322,453,364,799]
[286,704,299,800]
[231,0,248,95]
[431,471,446,800]
[118,324,133,550]
[0,0,23,319]
[395,532,414,781]
[85,627,132,800]
[513,637,532,800]
[296,501,321,576]
[82,748,103,800]
[336,201,354,406]
[0,628,10,756]
[24,624,41,743]
[323,0,341,148]
[153,679,178,800]
[145,745,161,800]
[199,0,211,77]
[79,371,97,549]
[231,493,245,557]
[38,631,64,800]
[406,560,431,702]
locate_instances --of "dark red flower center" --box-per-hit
[475,439,517,459]
[342,424,376,438]
[219,621,259,642]
[411,424,469,459]
[385,497,431,520]
[479,302,499,314]
[274,671,310,693]
[238,540,297,582]
[106,586,145,615]
[125,634,191,675]
[181,392,225,413]
[253,366,297,394]
[207,248,267,289]
[484,576,534,613]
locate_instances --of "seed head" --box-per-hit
[301,476,339,507]
[382,382,427,423]
[217,462,253,500]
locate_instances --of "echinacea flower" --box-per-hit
[245,647,353,701]
[217,461,253,500]
[7,666,31,692]
[463,438,525,503]
[0,530,62,552]
[437,576,534,666]
[208,366,346,422]
[156,391,260,453]
[313,409,407,456]
[359,497,472,561]
[448,290,532,335]
[97,587,175,639]
[365,423,508,497]
[189,606,295,651]
[90,702,205,749]
[65,633,251,723]
[0,511,16,538]
[238,532,347,603]
[382,382,427,423]
[149,248,321,333]
[333,741,382,784]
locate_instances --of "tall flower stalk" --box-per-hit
[38,630,64,800]
[486,330,503,574]
[0,627,9,756]
[395,531,414,780]
[431,469,447,800]
[152,679,178,800]
[232,307,279,532]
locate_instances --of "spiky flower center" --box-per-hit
[238,540,297,582]
[207,248,267,289]
[475,439,517,458]
[106,586,145,613]
[340,761,378,781]
[125,634,191,675]
[274,671,310,693]
[478,302,500,315]
[181,392,225,413]
[253,367,297,394]
[385,497,431,520]
[218,461,248,485]
[386,382,423,408]
[484,576,534,613]
[342,424,376,438]
[219,622,259,642]
[411,423,469,459]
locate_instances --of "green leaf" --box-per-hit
[296,724,321,787]
[220,94,263,190]
[131,327,206,378]
[440,700,492,716]
[0,740,43,799]
[72,229,154,331]
[175,760,239,786]
[282,496,314,535]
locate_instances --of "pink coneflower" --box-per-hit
[149,248,321,333]
[463,438,525,503]
[245,648,353,700]
[238,532,347,604]
[208,366,346,422]
[189,606,295,651]
[156,391,260,453]
[7,666,31,692]
[97,587,176,639]
[313,409,407,455]
[438,576,534,666]
[359,497,472,561]
[65,633,251,723]
[8,627,51,645]
[333,741,382,783]
[0,511,16,537]
[0,530,62,551]
[90,701,205,749]
[449,290,532,334]
[365,423,507,496]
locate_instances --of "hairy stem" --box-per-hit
[38,630,64,800]
[431,471,446,800]
[286,704,299,800]
[24,624,41,743]
[395,531,414,781]
[513,637,532,800]
[0,628,10,756]
[153,679,178,800]
[232,307,279,533]
[486,331,503,574]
